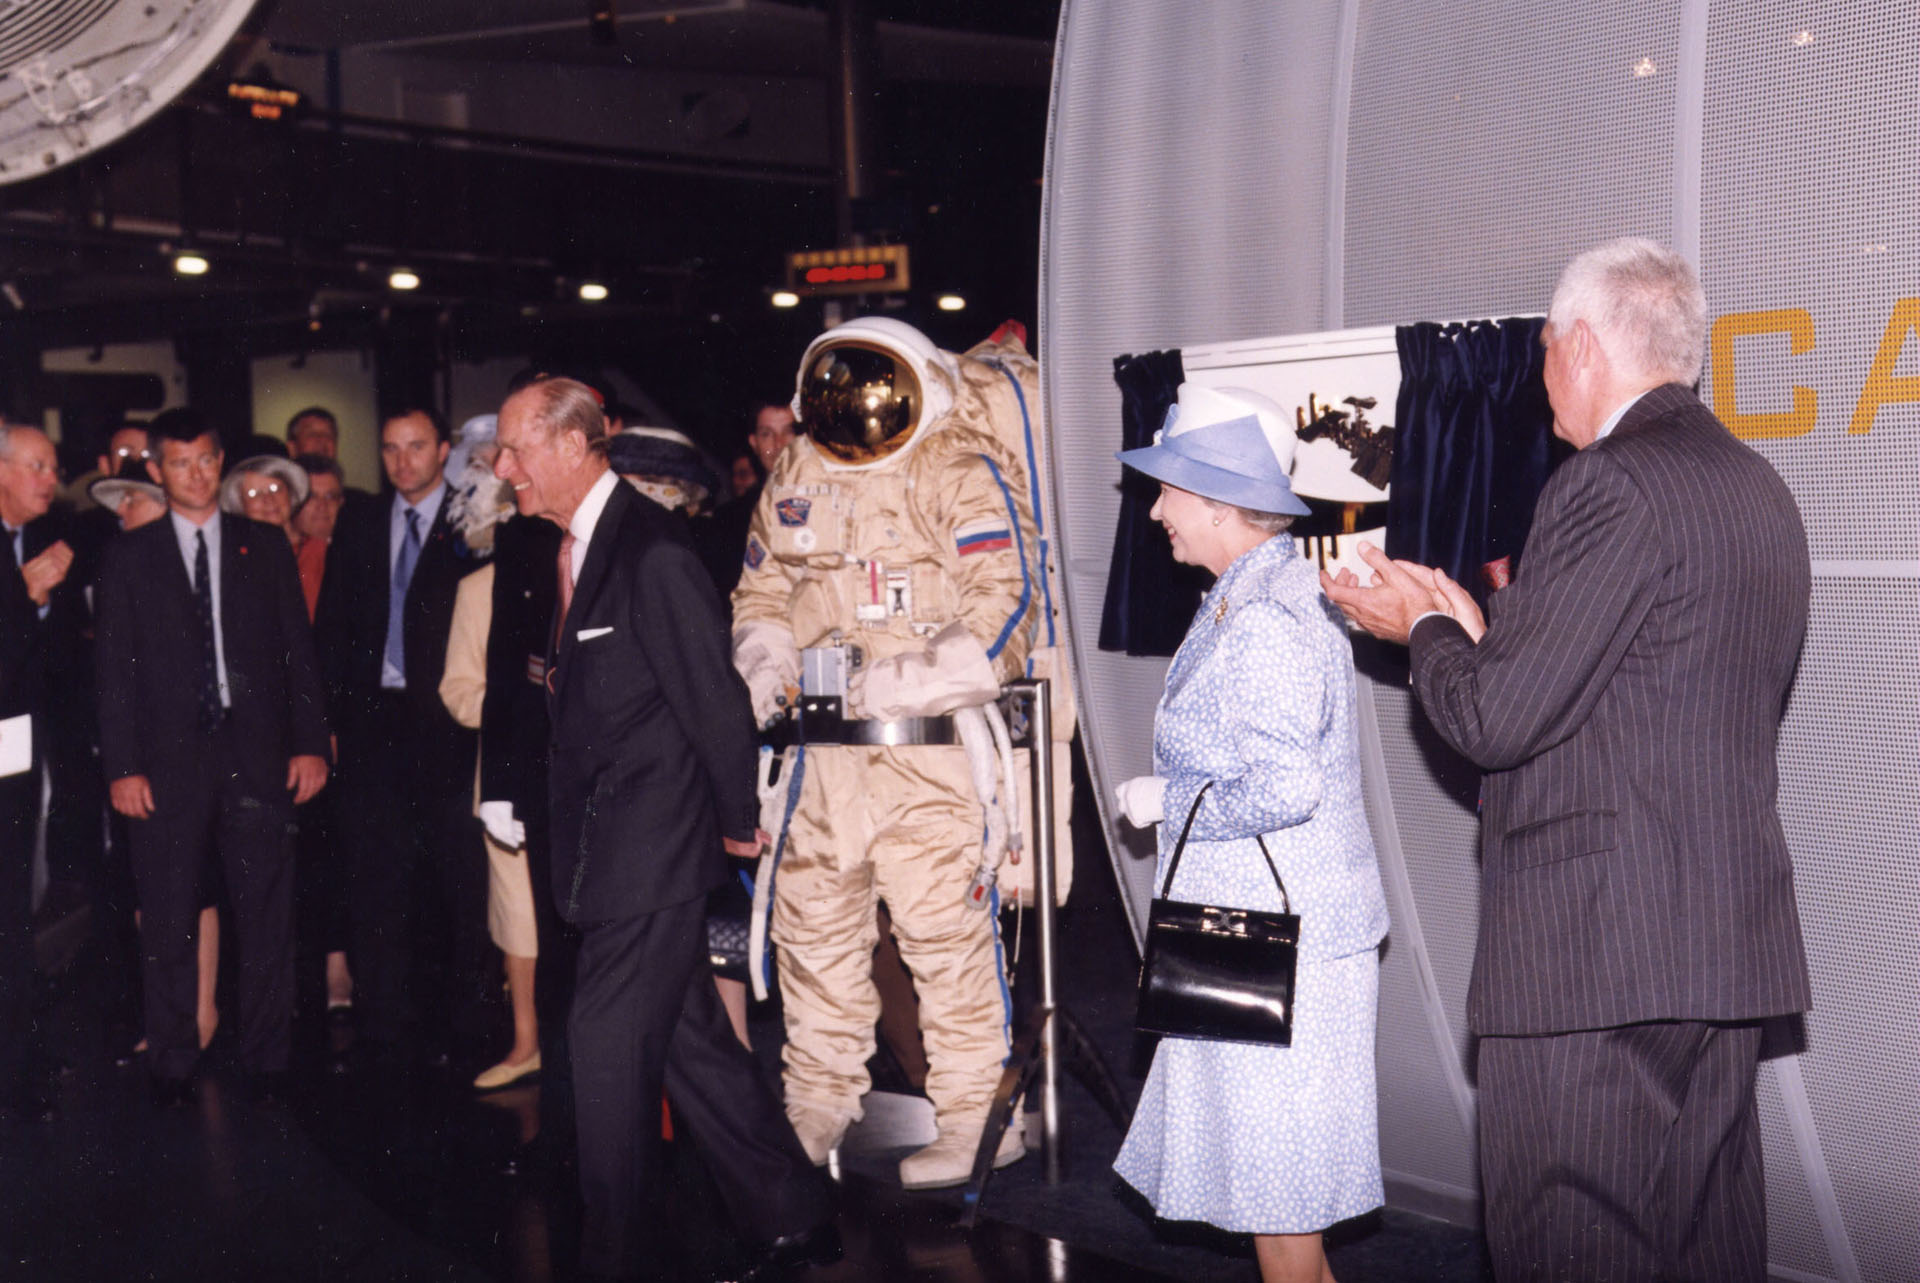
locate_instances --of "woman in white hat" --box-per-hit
[1111,384,1390,1283]
[219,454,309,544]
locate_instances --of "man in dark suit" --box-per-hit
[95,408,330,1103]
[316,406,486,1057]
[0,421,81,1119]
[492,377,832,1283]
[1328,238,1811,1282]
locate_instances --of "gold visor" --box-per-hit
[798,341,923,465]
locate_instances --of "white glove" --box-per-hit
[1114,775,1167,827]
[478,800,526,851]
[733,619,801,727]
[847,622,1000,720]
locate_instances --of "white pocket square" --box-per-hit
[576,626,614,642]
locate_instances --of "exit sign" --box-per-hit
[785,244,911,297]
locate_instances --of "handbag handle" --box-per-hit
[1157,780,1293,915]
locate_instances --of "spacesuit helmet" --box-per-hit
[793,316,958,468]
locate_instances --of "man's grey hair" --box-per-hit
[1547,237,1708,385]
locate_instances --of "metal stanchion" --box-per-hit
[960,679,1130,1224]
[1022,677,1063,1182]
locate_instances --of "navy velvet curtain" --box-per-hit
[1099,349,1206,656]
[1384,318,1562,600]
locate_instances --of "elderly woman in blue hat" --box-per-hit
[1111,384,1389,1283]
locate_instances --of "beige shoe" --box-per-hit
[898,1113,1025,1190]
[788,1102,856,1167]
[473,1051,541,1092]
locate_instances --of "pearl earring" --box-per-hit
[1211,514,1223,527]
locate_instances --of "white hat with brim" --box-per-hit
[219,455,310,515]
[1116,384,1311,517]
[88,474,165,513]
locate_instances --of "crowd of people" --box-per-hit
[0,238,1813,1283]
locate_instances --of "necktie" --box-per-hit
[554,532,577,643]
[548,533,576,694]
[384,508,422,684]
[193,529,222,731]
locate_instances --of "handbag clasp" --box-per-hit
[1199,906,1248,935]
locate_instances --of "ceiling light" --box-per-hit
[174,253,210,276]
[1631,57,1657,78]
[937,294,966,312]
[771,291,800,309]
[578,281,609,302]
[388,268,420,291]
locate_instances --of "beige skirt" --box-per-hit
[485,830,539,959]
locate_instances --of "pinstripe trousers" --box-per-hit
[1477,1021,1766,1283]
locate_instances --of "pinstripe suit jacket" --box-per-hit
[1410,384,1811,1036]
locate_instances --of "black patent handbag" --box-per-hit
[1135,781,1299,1046]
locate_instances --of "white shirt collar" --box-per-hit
[1593,389,1653,443]
[393,479,447,527]
[567,467,619,574]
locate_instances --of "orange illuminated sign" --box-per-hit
[785,244,910,297]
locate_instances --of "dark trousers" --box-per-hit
[127,727,296,1081]
[571,895,825,1279]
[1478,1020,1767,1283]
[0,774,38,1103]
[337,699,487,1048]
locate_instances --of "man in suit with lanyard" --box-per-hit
[96,408,330,1105]
[491,377,833,1283]
[1327,238,1811,1281]
[318,406,486,1062]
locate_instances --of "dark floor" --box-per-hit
[1,769,1492,1283]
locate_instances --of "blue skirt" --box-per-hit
[1114,948,1383,1234]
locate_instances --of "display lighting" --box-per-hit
[771,291,801,308]
[578,281,609,302]
[784,244,911,298]
[174,253,210,276]
[937,294,966,312]
[389,268,421,291]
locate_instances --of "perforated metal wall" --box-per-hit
[1044,1,1916,1276]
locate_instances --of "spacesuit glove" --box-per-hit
[1114,776,1167,827]
[732,620,801,727]
[847,621,1000,721]
[478,800,526,851]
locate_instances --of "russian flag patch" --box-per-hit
[955,521,1012,557]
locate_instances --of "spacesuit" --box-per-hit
[732,316,1039,1188]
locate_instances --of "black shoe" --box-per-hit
[150,1076,194,1109]
[722,1222,842,1282]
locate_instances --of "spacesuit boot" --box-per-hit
[899,1108,1025,1190]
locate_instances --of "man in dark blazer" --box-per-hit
[315,406,485,1056]
[492,378,832,1283]
[96,408,330,1103]
[1328,238,1811,1282]
[0,421,80,1119]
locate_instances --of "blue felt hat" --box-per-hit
[1116,384,1311,517]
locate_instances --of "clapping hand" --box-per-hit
[20,540,73,606]
[1321,541,1486,644]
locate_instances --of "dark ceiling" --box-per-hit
[0,0,1058,450]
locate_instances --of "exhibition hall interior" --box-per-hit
[0,2,1913,1282]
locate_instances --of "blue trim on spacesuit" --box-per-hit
[987,361,1056,651]
[763,745,807,991]
[988,882,1014,1058]
[978,456,1031,662]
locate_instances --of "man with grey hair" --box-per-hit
[1327,238,1811,1281]
[493,377,833,1282]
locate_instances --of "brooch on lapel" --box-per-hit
[1214,597,1228,623]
